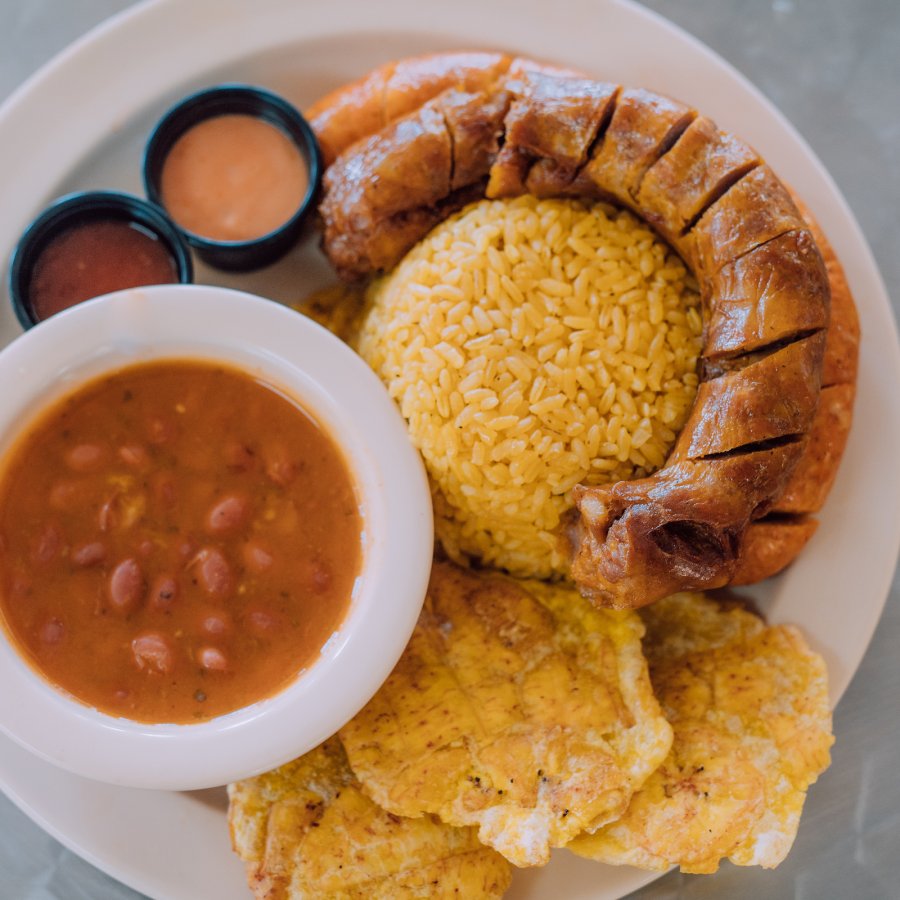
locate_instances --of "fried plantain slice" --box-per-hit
[339,561,672,867]
[293,283,366,344]
[228,738,511,899]
[569,592,833,874]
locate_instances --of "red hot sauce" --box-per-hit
[28,219,178,322]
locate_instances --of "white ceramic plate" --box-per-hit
[0,0,898,898]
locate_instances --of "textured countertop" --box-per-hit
[1,1,898,898]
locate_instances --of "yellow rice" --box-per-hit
[356,197,702,579]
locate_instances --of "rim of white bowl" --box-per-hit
[0,284,433,789]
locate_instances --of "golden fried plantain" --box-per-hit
[339,561,672,867]
[228,738,511,899]
[569,592,833,874]
[293,283,366,344]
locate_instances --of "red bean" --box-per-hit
[264,445,298,487]
[191,547,234,599]
[198,646,228,671]
[72,542,106,568]
[98,494,120,532]
[149,575,178,611]
[205,494,249,534]
[132,632,174,673]
[40,618,65,645]
[147,416,177,445]
[200,611,232,637]
[118,444,150,468]
[48,480,80,510]
[224,441,255,472]
[247,609,279,635]
[109,558,145,613]
[178,538,197,561]
[65,443,105,472]
[308,559,332,593]
[242,541,274,573]
[31,524,62,565]
[151,473,178,509]
[9,573,31,600]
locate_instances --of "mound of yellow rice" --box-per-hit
[356,197,702,579]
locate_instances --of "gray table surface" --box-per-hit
[1,1,898,898]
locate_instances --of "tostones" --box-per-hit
[569,592,833,873]
[339,561,672,867]
[228,737,511,898]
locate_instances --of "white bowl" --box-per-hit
[0,284,433,790]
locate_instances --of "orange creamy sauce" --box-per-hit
[160,114,308,242]
[0,361,361,723]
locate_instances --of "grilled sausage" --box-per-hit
[730,516,819,586]
[311,53,856,608]
[307,51,513,165]
[727,197,858,583]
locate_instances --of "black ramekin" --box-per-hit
[8,190,194,331]
[142,84,322,272]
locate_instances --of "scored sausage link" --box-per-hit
[312,53,843,607]
[307,51,513,165]
[770,381,855,515]
[730,515,819,586]
[671,332,825,461]
[307,64,396,166]
[584,88,696,209]
[486,71,617,198]
[568,442,805,606]
[791,193,860,389]
[636,115,760,241]
[320,98,453,279]
[685,165,807,274]
[726,196,859,584]
[701,229,830,359]
[386,51,513,122]
[442,89,511,190]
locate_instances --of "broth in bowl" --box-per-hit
[0,359,361,723]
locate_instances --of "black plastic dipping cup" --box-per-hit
[8,190,194,331]
[142,84,322,272]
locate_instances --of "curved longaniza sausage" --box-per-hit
[731,199,858,585]
[308,54,856,608]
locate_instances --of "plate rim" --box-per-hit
[0,1,898,898]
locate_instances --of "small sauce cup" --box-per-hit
[8,191,192,330]
[143,85,322,271]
